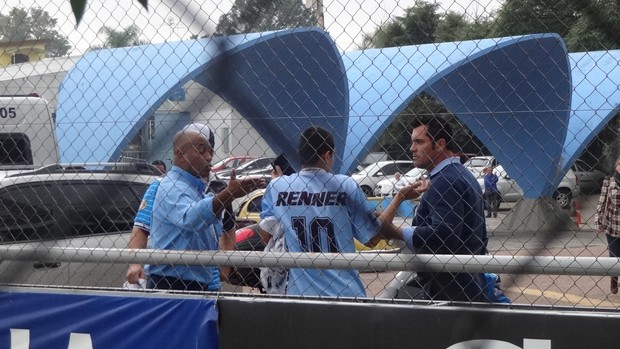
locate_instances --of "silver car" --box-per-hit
[477,165,579,209]
[0,163,159,287]
[571,159,606,194]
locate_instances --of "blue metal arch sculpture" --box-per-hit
[57,28,579,201]
[56,28,348,171]
[427,35,571,198]
[561,51,620,173]
[342,34,572,198]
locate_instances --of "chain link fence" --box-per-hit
[1,0,620,311]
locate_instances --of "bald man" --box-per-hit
[145,126,265,291]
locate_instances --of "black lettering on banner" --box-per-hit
[0,107,16,118]
[292,216,337,253]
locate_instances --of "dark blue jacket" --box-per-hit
[412,162,488,301]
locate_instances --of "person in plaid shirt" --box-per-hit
[595,158,620,294]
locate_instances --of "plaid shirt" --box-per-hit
[595,177,620,237]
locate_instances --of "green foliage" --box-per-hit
[70,0,88,27]
[71,0,148,27]
[493,0,579,38]
[362,1,440,48]
[565,17,619,52]
[91,25,149,50]
[216,0,316,35]
[0,7,71,57]
[375,93,486,159]
[564,0,620,51]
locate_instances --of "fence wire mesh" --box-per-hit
[1,0,620,310]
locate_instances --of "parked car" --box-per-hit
[234,189,403,253]
[217,157,275,180]
[571,159,606,194]
[454,152,479,164]
[352,160,416,196]
[211,155,256,173]
[476,165,579,209]
[234,167,275,185]
[464,155,498,178]
[0,162,160,287]
[374,167,426,197]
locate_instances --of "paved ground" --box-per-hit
[361,193,620,309]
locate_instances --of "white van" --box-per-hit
[0,95,59,172]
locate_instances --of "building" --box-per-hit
[0,39,50,67]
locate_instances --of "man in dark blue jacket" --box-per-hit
[383,116,488,302]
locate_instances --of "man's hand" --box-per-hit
[126,264,145,284]
[225,169,267,198]
[396,178,430,201]
[271,165,283,179]
[412,177,430,194]
[214,169,267,214]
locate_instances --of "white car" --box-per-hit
[464,155,498,178]
[374,167,426,197]
[477,165,579,209]
[352,160,416,196]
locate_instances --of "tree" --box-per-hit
[563,0,620,51]
[435,12,496,42]
[216,0,316,35]
[493,0,580,38]
[70,0,147,26]
[564,17,620,52]
[361,1,440,48]
[0,7,71,57]
[92,25,149,49]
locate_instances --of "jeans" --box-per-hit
[485,191,499,216]
[607,235,620,259]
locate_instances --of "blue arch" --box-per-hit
[342,34,571,198]
[57,29,579,200]
[561,51,620,173]
[56,28,348,171]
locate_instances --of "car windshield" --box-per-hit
[465,158,490,167]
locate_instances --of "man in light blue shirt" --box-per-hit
[260,126,402,297]
[146,126,265,291]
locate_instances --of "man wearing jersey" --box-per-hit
[260,126,401,297]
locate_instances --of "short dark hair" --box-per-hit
[298,126,335,166]
[411,116,454,151]
[152,160,166,170]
